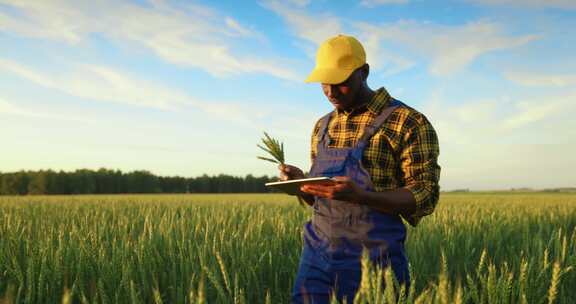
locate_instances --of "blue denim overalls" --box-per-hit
[292,100,409,304]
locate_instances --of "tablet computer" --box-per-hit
[265,177,335,196]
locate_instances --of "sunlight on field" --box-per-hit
[1,193,575,303]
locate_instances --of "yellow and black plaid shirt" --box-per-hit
[311,87,441,227]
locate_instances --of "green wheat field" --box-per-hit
[0,193,575,303]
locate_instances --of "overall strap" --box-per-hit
[316,111,334,146]
[358,99,403,143]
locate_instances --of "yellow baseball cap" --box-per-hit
[304,34,366,84]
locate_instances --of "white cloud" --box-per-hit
[262,1,415,75]
[0,0,88,44]
[441,142,576,190]
[504,71,576,87]
[0,0,299,81]
[0,58,271,124]
[422,92,500,144]
[502,92,576,129]
[423,90,576,146]
[262,0,342,45]
[354,20,538,76]
[224,17,257,38]
[0,97,95,122]
[360,0,409,7]
[263,1,537,76]
[355,30,416,75]
[0,58,182,110]
[503,70,576,128]
[421,90,576,190]
[0,98,21,114]
[467,0,576,9]
[286,0,311,7]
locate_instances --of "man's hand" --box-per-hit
[278,164,315,206]
[300,176,366,203]
[278,164,305,181]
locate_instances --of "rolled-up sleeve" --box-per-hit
[399,113,441,226]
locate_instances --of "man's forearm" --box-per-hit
[359,188,416,215]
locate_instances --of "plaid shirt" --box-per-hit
[310,87,440,226]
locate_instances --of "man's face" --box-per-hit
[321,68,363,111]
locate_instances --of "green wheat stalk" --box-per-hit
[257,132,307,206]
[257,132,285,165]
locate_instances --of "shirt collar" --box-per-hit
[366,87,392,115]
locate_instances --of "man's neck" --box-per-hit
[342,87,375,114]
[358,87,375,106]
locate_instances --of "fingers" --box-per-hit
[282,164,303,172]
[300,185,332,198]
[331,176,351,184]
[278,164,290,181]
[278,164,304,180]
[297,175,361,202]
[301,184,347,199]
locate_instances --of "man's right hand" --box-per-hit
[278,164,315,206]
[278,164,305,181]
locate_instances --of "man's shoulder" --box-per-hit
[311,111,334,135]
[389,99,434,131]
[316,110,334,123]
[381,99,438,150]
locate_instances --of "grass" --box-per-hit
[0,193,574,303]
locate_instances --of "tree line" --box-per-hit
[0,169,278,195]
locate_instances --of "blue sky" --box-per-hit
[1,0,575,190]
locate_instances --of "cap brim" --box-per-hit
[304,68,355,84]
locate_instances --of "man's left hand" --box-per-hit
[300,176,366,203]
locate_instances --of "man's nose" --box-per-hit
[325,85,337,97]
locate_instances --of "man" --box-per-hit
[279,34,441,303]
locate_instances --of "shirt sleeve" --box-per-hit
[399,112,441,227]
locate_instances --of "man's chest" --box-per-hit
[325,113,402,169]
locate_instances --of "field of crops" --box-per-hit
[0,193,575,303]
